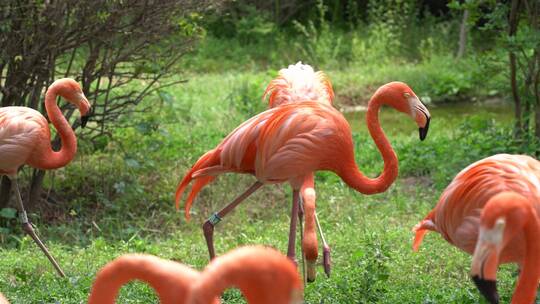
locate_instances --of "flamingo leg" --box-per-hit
[301,190,319,282]
[298,195,307,286]
[202,181,263,260]
[286,190,300,264]
[10,177,66,277]
[315,211,331,277]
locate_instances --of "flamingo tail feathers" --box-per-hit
[412,217,436,252]
[175,149,220,220]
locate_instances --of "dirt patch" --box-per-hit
[399,176,434,195]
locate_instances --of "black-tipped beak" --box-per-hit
[81,115,90,128]
[419,116,430,141]
[472,276,499,304]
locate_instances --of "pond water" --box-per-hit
[343,100,514,137]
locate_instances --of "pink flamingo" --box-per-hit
[175,81,430,276]
[0,78,91,277]
[413,154,540,303]
[263,62,334,281]
[88,246,303,304]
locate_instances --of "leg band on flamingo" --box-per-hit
[208,213,222,225]
[19,210,28,224]
[202,181,263,260]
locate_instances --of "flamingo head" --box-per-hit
[373,81,431,141]
[51,78,92,128]
[470,192,531,304]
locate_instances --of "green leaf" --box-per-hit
[0,208,17,219]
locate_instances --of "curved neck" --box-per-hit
[33,85,77,169]
[88,255,197,304]
[339,97,398,194]
[192,258,297,304]
[512,215,540,304]
[194,268,269,303]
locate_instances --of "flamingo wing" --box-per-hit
[218,102,347,184]
[0,107,46,175]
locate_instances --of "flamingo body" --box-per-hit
[177,101,354,213]
[0,107,47,176]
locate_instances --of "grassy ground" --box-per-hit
[0,180,519,304]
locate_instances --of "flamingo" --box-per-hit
[262,62,334,281]
[0,78,91,277]
[0,292,9,304]
[88,246,303,304]
[412,154,540,304]
[175,81,430,270]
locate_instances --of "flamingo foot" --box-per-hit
[323,244,331,278]
[202,219,217,260]
[21,221,66,277]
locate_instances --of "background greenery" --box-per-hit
[1,0,538,303]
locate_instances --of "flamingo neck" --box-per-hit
[88,255,198,304]
[512,214,540,304]
[193,268,269,303]
[32,85,77,169]
[339,96,398,194]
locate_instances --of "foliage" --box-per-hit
[0,0,220,209]
[366,0,417,59]
[292,0,347,67]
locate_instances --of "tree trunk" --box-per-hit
[509,0,522,136]
[0,177,12,209]
[457,9,469,59]
[535,106,540,156]
[27,169,46,211]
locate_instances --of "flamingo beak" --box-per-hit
[471,244,500,304]
[77,91,91,128]
[409,96,430,141]
[81,115,90,128]
[472,275,499,304]
[470,220,504,304]
[419,116,430,141]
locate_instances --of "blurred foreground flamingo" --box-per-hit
[176,81,430,274]
[0,78,91,277]
[0,292,9,304]
[88,246,303,304]
[263,62,334,281]
[413,154,540,304]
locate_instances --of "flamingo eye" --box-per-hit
[403,92,411,98]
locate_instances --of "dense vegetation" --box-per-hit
[1,0,539,303]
